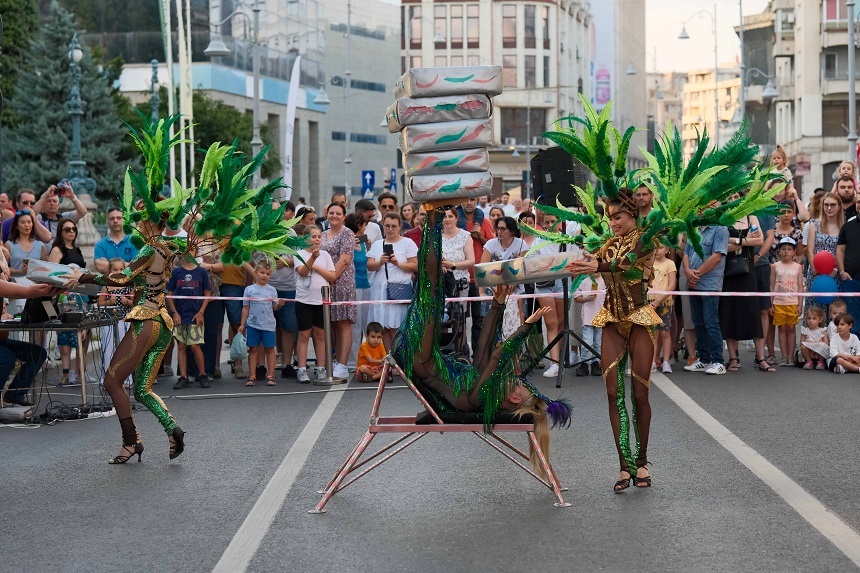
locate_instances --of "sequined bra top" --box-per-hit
[591,228,662,330]
[82,238,180,327]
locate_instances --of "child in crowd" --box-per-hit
[573,273,605,377]
[98,258,134,387]
[356,322,386,383]
[649,244,677,373]
[828,313,860,373]
[770,237,804,366]
[239,258,284,387]
[166,255,211,389]
[800,306,829,370]
[295,225,336,383]
[830,160,857,193]
[828,300,847,343]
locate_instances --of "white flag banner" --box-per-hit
[282,55,301,201]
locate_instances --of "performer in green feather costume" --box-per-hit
[523,96,781,492]
[64,113,306,464]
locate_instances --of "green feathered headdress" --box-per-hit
[525,99,781,258]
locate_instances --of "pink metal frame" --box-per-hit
[309,355,571,513]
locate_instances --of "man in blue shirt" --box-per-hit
[683,225,729,375]
[93,208,138,273]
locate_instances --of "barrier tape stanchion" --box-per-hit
[315,285,346,386]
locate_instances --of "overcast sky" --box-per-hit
[646,0,771,72]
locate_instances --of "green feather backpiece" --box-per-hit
[120,111,307,264]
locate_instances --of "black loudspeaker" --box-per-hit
[531,147,585,207]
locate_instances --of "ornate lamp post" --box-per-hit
[65,33,95,195]
[150,59,160,122]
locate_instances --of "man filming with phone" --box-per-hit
[32,182,88,240]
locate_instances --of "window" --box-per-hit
[502,5,517,48]
[525,55,536,88]
[541,6,550,49]
[409,6,421,48]
[503,55,517,87]
[577,77,584,94]
[824,53,837,79]
[332,132,388,145]
[500,107,548,143]
[824,0,848,21]
[524,5,536,49]
[410,55,422,68]
[467,54,480,66]
[351,79,387,93]
[435,5,447,48]
[451,5,463,49]
[451,55,464,67]
[435,55,447,67]
[467,5,480,48]
[822,102,850,136]
[543,56,551,87]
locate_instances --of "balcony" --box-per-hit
[774,31,795,57]
[821,21,849,48]
[821,70,860,95]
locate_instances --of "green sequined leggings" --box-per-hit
[104,317,177,435]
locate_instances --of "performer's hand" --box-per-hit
[566,255,598,276]
[492,284,513,304]
[422,199,453,211]
[62,267,84,289]
[29,284,65,298]
[525,306,553,324]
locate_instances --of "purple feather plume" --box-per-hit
[546,398,573,429]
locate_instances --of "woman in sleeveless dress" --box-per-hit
[320,202,356,378]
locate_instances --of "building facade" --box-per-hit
[681,68,741,159]
[752,0,859,193]
[401,0,593,197]
[646,71,687,148]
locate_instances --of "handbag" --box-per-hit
[724,252,751,278]
[383,242,414,301]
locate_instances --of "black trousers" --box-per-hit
[468,281,484,360]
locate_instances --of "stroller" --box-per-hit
[439,273,470,361]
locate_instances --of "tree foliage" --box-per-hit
[2,1,129,203]
[0,0,40,127]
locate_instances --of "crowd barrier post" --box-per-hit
[314,285,347,385]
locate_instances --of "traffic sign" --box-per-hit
[389,168,397,191]
[362,170,375,199]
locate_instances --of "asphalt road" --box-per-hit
[2,348,859,573]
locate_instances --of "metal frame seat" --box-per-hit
[310,354,570,513]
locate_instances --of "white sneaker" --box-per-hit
[297,368,310,383]
[661,361,672,374]
[834,365,846,374]
[333,363,350,379]
[683,360,710,372]
[651,363,658,373]
[313,366,328,380]
[542,364,559,378]
[705,363,727,375]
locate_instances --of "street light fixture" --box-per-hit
[65,32,96,195]
[203,0,264,187]
[731,68,779,127]
[678,4,720,145]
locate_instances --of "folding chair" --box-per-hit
[309,354,571,513]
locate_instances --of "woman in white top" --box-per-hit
[440,208,475,298]
[367,212,419,348]
[481,216,528,338]
[295,226,337,383]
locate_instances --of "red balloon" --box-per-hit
[813,251,836,275]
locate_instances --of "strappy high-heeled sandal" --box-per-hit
[109,443,143,464]
[169,426,185,460]
[635,464,652,488]
[755,358,776,372]
[613,472,632,493]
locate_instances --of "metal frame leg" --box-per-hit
[528,431,571,507]
[309,431,376,514]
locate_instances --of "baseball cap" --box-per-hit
[778,236,796,248]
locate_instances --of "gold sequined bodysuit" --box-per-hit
[591,228,662,337]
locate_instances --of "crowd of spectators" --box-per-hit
[5,149,860,410]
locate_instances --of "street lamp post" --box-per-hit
[679,4,720,145]
[66,33,95,195]
[150,59,160,122]
[848,0,857,159]
[204,0,263,187]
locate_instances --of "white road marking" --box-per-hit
[652,372,860,567]
[213,388,345,573]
